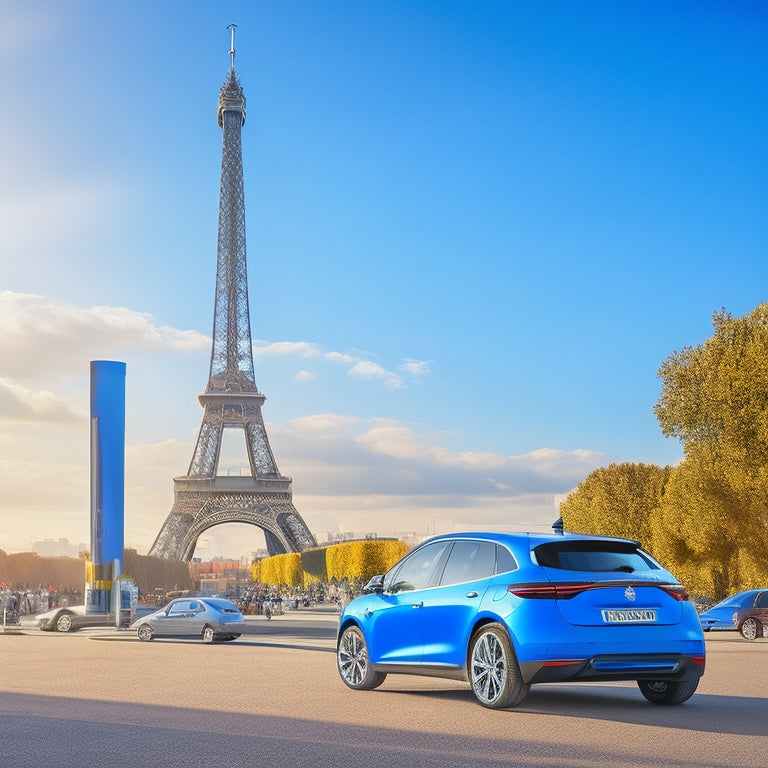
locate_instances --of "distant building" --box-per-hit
[321,531,380,544]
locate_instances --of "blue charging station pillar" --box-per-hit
[86,360,126,615]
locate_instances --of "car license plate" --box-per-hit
[601,609,657,623]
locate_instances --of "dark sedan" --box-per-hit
[733,590,768,640]
[698,589,768,634]
[131,597,244,642]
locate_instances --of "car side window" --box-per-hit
[440,541,496,586]
[755,592,768,608]
[168,600,193,615]
[495,544,517,574]
[386,542,451,593]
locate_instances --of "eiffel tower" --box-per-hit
[150,27,317,560]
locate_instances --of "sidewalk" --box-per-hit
[9,604,340,652]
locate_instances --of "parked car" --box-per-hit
[337,532,705,709]
[37,603,133,632]
[131,597,244,642]
[698,590,766,632]
[733,590,768,640]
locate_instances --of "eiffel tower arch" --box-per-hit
[150,27,316,561]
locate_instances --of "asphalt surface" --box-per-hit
[2,611,767,768]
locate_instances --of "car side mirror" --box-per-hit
[363,575,384,594]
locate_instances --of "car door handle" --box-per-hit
[466,591,478,598]
[412,602,423,609]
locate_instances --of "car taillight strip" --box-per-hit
[507,583,593,599]
[508,582,691,600]
[657,584,690,601]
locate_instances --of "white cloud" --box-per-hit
[0,378,85,425]
[252,340,324,359]
[399,359,431,377]
[272,414,611,504]
[325,351,356,364]
[0,292,608,556]
[0,409,612,556]
[0,291,208,379]
[348,360,403,389]
[253,339,427,390]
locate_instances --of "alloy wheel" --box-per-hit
[471,630,506,705]
[740,617,759,640]
[338,627,368,686]
[56,613,73,632]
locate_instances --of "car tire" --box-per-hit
[55,612,74,633]
[638,678,699,705]
[469,623,529,709]
[739,617,761,641]
[337,625,387,691]
[202,625,216,643]
[137,624,154,642]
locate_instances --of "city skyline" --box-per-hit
[1,3,766,559]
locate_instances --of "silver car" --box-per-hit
[131,597,244,643]
[37,603,133,632]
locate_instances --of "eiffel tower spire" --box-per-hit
[150,28,316,560]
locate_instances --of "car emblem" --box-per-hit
[624,586,636,601]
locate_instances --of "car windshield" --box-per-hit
[534,540,659,573]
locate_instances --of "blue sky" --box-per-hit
[1,2,766,559]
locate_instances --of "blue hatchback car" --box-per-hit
[337,532,705,709]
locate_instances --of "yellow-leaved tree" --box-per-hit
[653,304,768,598]
[560,462,671,555]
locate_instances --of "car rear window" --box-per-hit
[533,540,659,573]
[204,599,240,613]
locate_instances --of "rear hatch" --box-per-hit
[532,539,686,627]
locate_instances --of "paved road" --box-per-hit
[1,615,766,768]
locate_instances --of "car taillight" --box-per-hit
[508,582,692,601]
[657,584,690,601]
[508,583,594,599]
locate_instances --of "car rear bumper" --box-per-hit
[521,653,706,685]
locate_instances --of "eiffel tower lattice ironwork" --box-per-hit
[150,27,317,560]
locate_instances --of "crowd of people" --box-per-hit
[0,583,74,623]
[237,580,352,616]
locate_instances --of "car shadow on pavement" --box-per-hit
[2,691,753,768]
[380,682,768,737]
